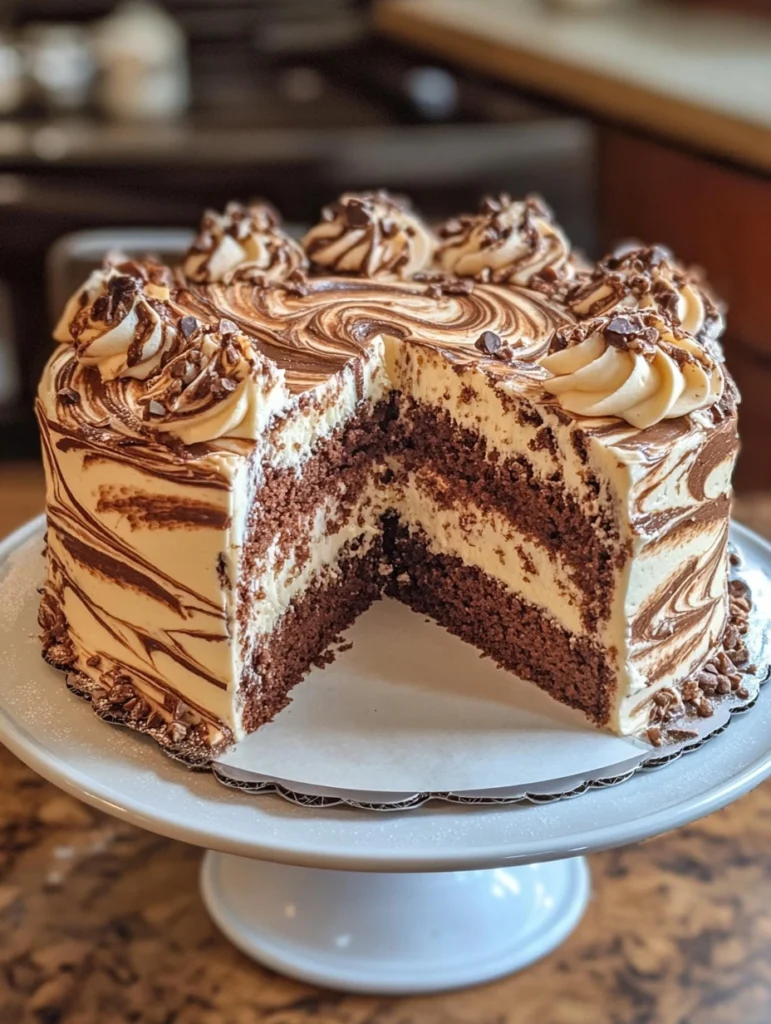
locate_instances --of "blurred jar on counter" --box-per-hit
[22,24,95,113]
[91,0,189,122]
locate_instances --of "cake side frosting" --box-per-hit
[36,348,245,756]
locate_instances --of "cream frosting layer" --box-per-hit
[243,491,383,643]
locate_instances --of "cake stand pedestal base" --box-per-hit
[200,853,590,994]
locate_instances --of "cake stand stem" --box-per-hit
[200,852,590,994]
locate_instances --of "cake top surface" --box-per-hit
[43,191,734,452]
[173,274,562,394]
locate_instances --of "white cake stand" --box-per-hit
[2,517,771,995]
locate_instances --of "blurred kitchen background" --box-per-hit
[0,0,768,491]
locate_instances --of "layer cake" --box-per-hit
[36,192,743,762]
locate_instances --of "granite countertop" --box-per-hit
[3,463,771,1024]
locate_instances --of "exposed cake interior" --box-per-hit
[235,335,732,739]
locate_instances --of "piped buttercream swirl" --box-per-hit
[302,191,435,278]
[182,201,307,284]
[435,194,575,289]
[568,245,724,352]
[540,311,723,429]
[54,257,176,381]
[138,319,288,445]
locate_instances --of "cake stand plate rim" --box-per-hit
[2,514,771,873]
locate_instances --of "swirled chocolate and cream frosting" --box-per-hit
[302,191,435,278]
[182,201,307,284]
[567,245,724,352]
[540,311,724,429]
[36,190,741,761]
[436,193,577,289]
[54,256,176,380]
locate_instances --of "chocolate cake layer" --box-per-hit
[393,398,623,629]
[242,536,383,731]
[243,396,395,568]
[384,516,614,726]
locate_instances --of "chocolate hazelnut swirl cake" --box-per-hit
[36,191,742,763]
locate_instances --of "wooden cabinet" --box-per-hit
[598,128,771,492]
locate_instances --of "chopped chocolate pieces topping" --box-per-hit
[648,244,670,267]
[180,315,199,339]
[218,318,238,336]
[535,265,559,284]
[646,725,663,747]
[343,199,371,229]
[479,192,513,215]
[416,272,474,298]
[282,271,310,297]
[604,314,658,351]
[57,387,80,405]
[168,721,188,744]
[475,330,502,355]
[442,278,474,296]
[550,330,569,353]
[695,699,714,718]
[437,217,464,239]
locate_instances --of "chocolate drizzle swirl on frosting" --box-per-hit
[436,193,576,290]
[302,191,435,278]
[54,256,176,381]
[180,275,564,393]
[568,244,724,355]
[182,201,307,284]
[46,191,736,445]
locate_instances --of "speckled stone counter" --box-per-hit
[3,465,771,1024]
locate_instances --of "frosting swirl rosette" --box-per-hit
[302,191,435,278]
[137,317,288,445]
[182,201,307,284]
[568,245,724,351]
[54,257,175,381]
[435,194,575,289]
[539,311,724,429]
